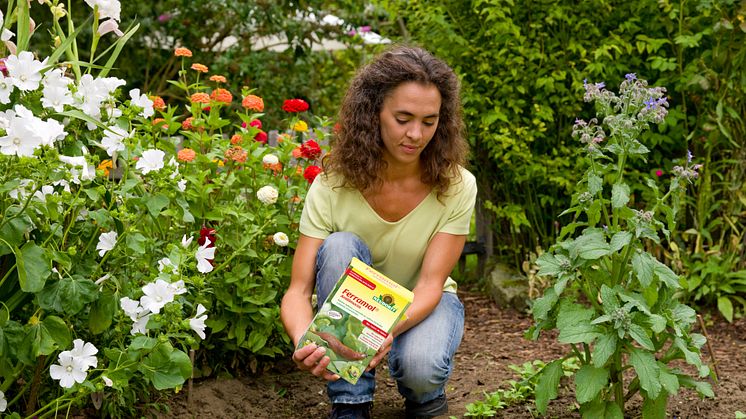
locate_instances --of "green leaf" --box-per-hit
[611,183,630,208]
[580,399,624,419]
[19,242,51,293]
[575,365,609,404]
[37,275,99,315]
[145,194,170,217]
[588,174,603,195]
[557,301,601,344]
[139,344,192,390]
[609,231,632,253]
[131,336,158,351]
[21,316,71,362]
[653,261,681,289]
[574,229,610,260]
[535,359,563,415]
[677,375,714,398]
[628,323,655,351]
[592,333,617,368]
[658,365,679,396]
[531,288,558,321]
[642,389,667,419]
[89,291,117,335]
[717,297,734,322]
[629,348,661,399]
[536,253,564,277]
[648,314,667,333]
[632,251,654,288]
[126,233,147,254]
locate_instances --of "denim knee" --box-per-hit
[390,350,451,399]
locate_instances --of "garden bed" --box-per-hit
[166,289,746,418]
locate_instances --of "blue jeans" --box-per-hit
[315,232,465,405]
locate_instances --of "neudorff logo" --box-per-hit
[373,294,397,313]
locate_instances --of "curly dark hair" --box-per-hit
[324,45,467,196]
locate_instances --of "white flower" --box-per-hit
[0,389,6,412]
[0,106,43,157]
[157,257,178,274]
[129,88,154,118]
[50,353,87,388]
[102,376,113,387]
[67,339,98,370]
[97,19,123,37]
[136,149,165,174]
[85,0,121,21]
[5,51,48,91]
[189,304,208,339]
[262,154,279,165]
[0,72,13,104]
[256,185,278,205]
[181,234,193,248]
[119,297,141,321]
[96,231,117,257]
[42,68,72,90]
[100,125,130,157]
[94,273,110,286]
[33,185,55,202]
[169,279,187,296]
[131,313,151,335]
[41,84,74,112]
[177,178,187,192]
[140,279,178,314]
[273,232,289,247]
[195,238,216,274]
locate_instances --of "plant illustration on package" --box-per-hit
[528,74,713,418]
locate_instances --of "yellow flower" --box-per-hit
[292,120,308,132]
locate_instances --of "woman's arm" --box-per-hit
[280,234,339,380]
[367,231,466,370]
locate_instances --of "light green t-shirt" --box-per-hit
[300,166,477,293]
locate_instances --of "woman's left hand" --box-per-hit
[366,334,394,372]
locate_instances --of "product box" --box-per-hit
[297,257,414,384]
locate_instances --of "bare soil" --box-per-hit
[166,290,746,418]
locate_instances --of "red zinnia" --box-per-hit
[303,165,322,183]
[249,119,262,129]
[254,131,268,144]
[282,98,309,113]
[300,139,322,160]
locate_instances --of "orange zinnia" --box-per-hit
[230,134,243,145]
[190,92,210,104]
[182,117,195,130]
[98,159,113,176]
[209,75,227,83]
[241,94,264,112]
[210,88,233,104]
[291,147,302,158]
[177,148,197,162]
[225,146,248,163]
[263,161,283,174]
[150,95,166,111]
[191,63,208,73]
[174,47,192,57]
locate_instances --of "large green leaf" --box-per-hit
[532,288,558,321]
[629,348,661,399]
[628,323,655,351]
[19,242,52,292]
[717,297,734,322]
[611,183,630,208]
[653,261,681,289]
[20,316,71,363]
[139,344,192,390]
[145,194,170,217]
[580,399,624,419]
[557,301,601,344]
[37,275,99,314]
[609,231,632,253]
[575,365,609,404]
[592,333,617,368]
[574,229,610,260]
[535,359,563,415]
[89,291,117,335]
[632,251,654,288]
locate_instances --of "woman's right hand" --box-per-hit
[292,343,340,381]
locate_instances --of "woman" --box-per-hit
[280,45,477,419]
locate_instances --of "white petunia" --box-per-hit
[41,84,74,112]
[119,296,141,321]
[262,154,279,165]
[181,234,193,248]
[169,279,187,295]
[195,238,216,274]
[5,51,48,91]
[0,72,13,104]
[273,232,289,247]
[177,178,187,192]
[42,68,72,90]
[129,88,154,118]
[67,339,98,370]
[50,353,87,388]
[40,118,67,146]
[0,113,42,157]
[96,231,117,257]
[130,312,151,335]
[100,125,129,157]
[189,304,208,339]
[256,185,278,205]
[140,279,177,314]
[136,149,165,174]
[0,389,6,412]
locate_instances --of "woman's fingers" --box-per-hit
[294,344,340,380]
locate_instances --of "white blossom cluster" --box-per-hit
[49,339,98,388]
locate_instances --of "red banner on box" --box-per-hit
[363,320,388,338]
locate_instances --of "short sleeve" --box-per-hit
[299,176,334,239]
[438,169,477,235]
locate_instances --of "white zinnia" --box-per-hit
[136,149,165,174]
[5,51,48,91]
[49,353,87,388]
[189,304,208,339]
[195,238,216,274]
[256,185,278,205]
[140,279,178,314]
[273,232,289,247]
[262,154,279,165]
[96,231,117,257]
[129,88,154,118]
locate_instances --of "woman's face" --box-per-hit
[378,81,441,169]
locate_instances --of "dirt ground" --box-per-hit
[166,290,746,418]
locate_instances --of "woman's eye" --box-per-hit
[423,121,435,127]
[396,119,408,125]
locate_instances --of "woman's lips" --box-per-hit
[400,144,418,154]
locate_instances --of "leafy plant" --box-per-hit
[681,251,746,322]
[528,75,713,418]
